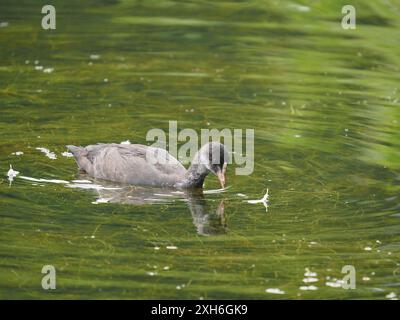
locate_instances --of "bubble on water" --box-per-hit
[364,246,372,251]
[163,266,170,271]
[154,246,160,250]
[34,66,44,71]
[147,272,157,276]
[362,277,370,281]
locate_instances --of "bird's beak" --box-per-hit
[216,163,227,189]
[217,171,225,189]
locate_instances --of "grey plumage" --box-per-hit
[67,142,228,188]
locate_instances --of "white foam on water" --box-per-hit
[120,140,131,144]
[12,151,24,156]
[166,246,178,250]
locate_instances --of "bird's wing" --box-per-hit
[77,144,187,186]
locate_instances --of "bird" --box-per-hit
[67,142,229,189]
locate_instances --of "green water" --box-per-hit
[1,0,400,299]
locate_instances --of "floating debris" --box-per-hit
[304,268,317,277]
[12,151,24,156]
[247,189,269,212]
[325,279,345,288]
[92,198,111,204]
[43,67,54,74]
[61,151,74,157]
[166,245,178,250]
[236,193,248,198]
[147,272,157,277]
[7,164,19,185]
[36,147,57,160]
[386,292,397,300]
[265,288,285,295]
[299,285,318,291]
[303,277,318,283]
[289,4,310,12]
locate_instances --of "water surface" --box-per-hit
[1,0,400,299]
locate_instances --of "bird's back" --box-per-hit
[67,143,187,187]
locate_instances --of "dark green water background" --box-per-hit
[1,0,400,299]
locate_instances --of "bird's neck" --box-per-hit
[182,163,209,188]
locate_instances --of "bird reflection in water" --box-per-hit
[70,176,227,236]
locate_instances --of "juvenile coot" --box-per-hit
[67,142,228,188]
